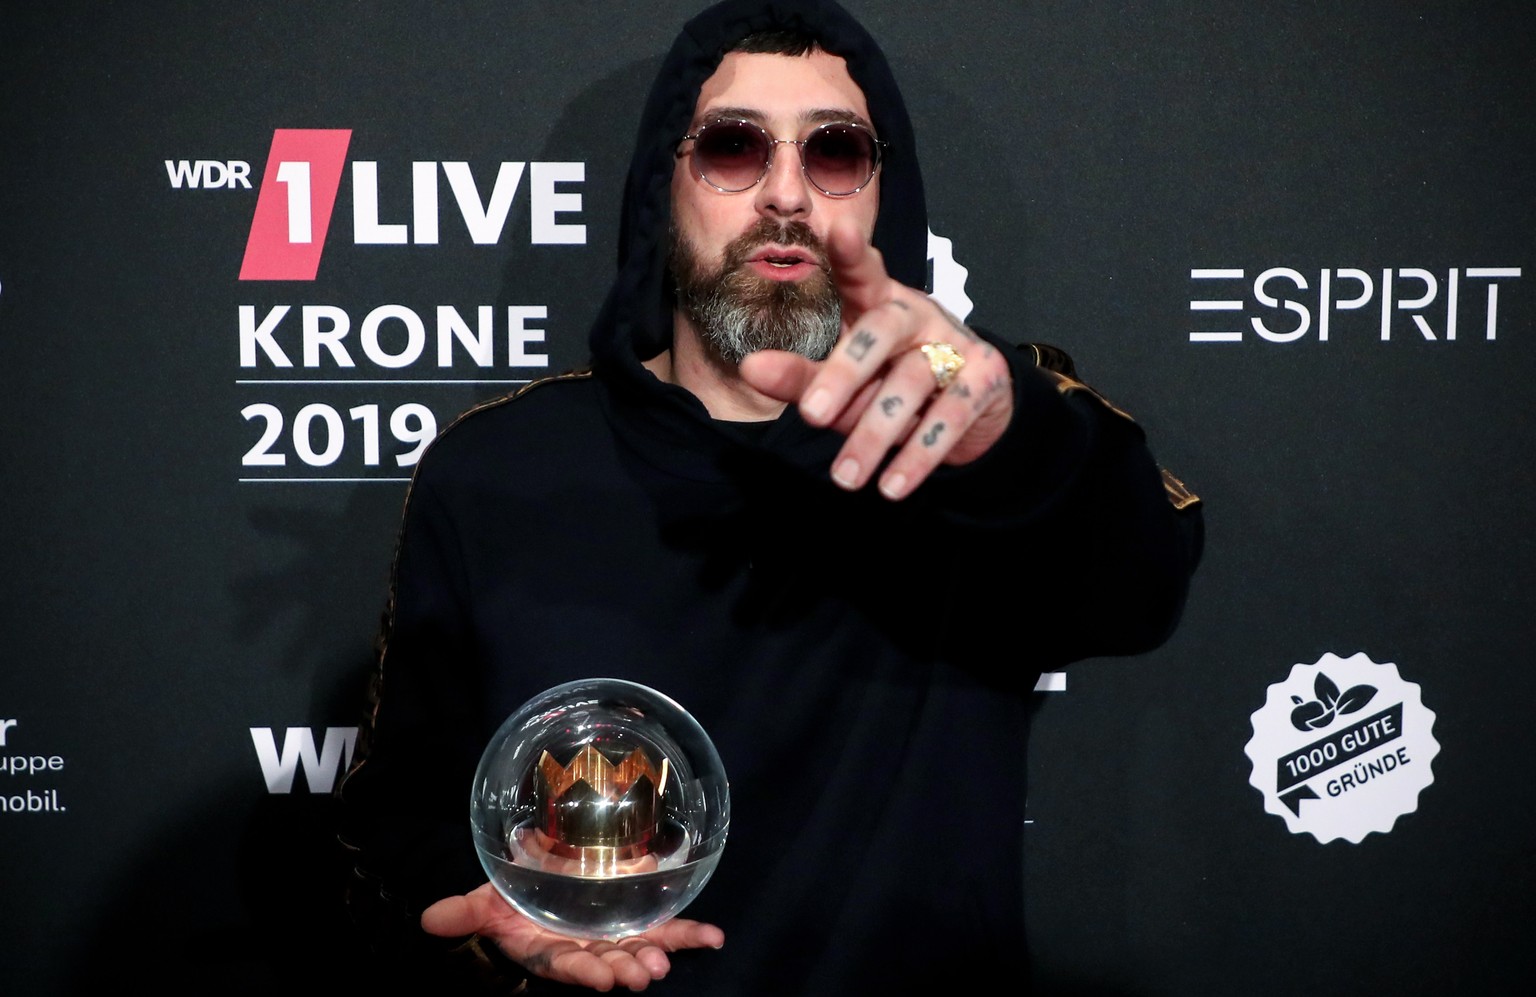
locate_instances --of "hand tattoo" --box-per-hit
[935,305,994,356]
[848,329,877,361]
[972,373,1007,412]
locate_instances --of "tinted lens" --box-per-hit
[803,123,879,194]
[692,121,771,192]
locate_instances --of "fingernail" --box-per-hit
[803,388,832,423]
[879,472,908,500]
[832,457,860,489]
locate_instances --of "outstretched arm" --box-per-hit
[743,216,1203,663]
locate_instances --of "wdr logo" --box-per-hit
[250,726,357,794]
[165,159,253,189]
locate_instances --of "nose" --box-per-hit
[753,139,813,219]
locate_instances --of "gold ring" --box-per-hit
[919,342,965,390]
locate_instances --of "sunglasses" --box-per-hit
[678,118,886,196]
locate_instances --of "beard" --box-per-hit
[668,217,842,364]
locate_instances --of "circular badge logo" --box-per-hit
[1244,651,1439,844]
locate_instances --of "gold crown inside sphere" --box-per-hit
[533,744,670,860]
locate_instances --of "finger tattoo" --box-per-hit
[937,309,994,355]
[879,395,904,418]
[938,309,978,343]
[848,328,877,360]
[921,422,946,447]
[972,373,1008,412]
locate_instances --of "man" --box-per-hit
[339,1,1203,993]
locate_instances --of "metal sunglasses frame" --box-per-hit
[676,117,887,196]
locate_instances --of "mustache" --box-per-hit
[722,218,830,271]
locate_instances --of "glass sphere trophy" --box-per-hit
[471,678,730,940]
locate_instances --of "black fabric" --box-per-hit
[338,1,1203,994]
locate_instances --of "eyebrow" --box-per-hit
[700,105,875,133]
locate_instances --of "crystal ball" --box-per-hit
[470,678,730,940]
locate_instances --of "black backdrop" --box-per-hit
[1,2,1531,993]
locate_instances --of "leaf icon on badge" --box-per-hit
[1335,683,1377,715]
[1289,672,1379,731]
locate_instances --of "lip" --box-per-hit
[744,244,823,281]
[748,245,818,265]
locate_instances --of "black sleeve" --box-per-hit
[335,477,526,991]
[918,331,1204,667]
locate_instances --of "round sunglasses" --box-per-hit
[678,118,886,196]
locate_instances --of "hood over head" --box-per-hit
[589,0,928,374]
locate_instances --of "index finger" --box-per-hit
[827,217,895,319]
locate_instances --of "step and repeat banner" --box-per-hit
[1,2,1530,993]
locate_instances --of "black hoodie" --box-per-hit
[339,2,1202,994]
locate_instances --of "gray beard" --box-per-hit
[668,220,842,364]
